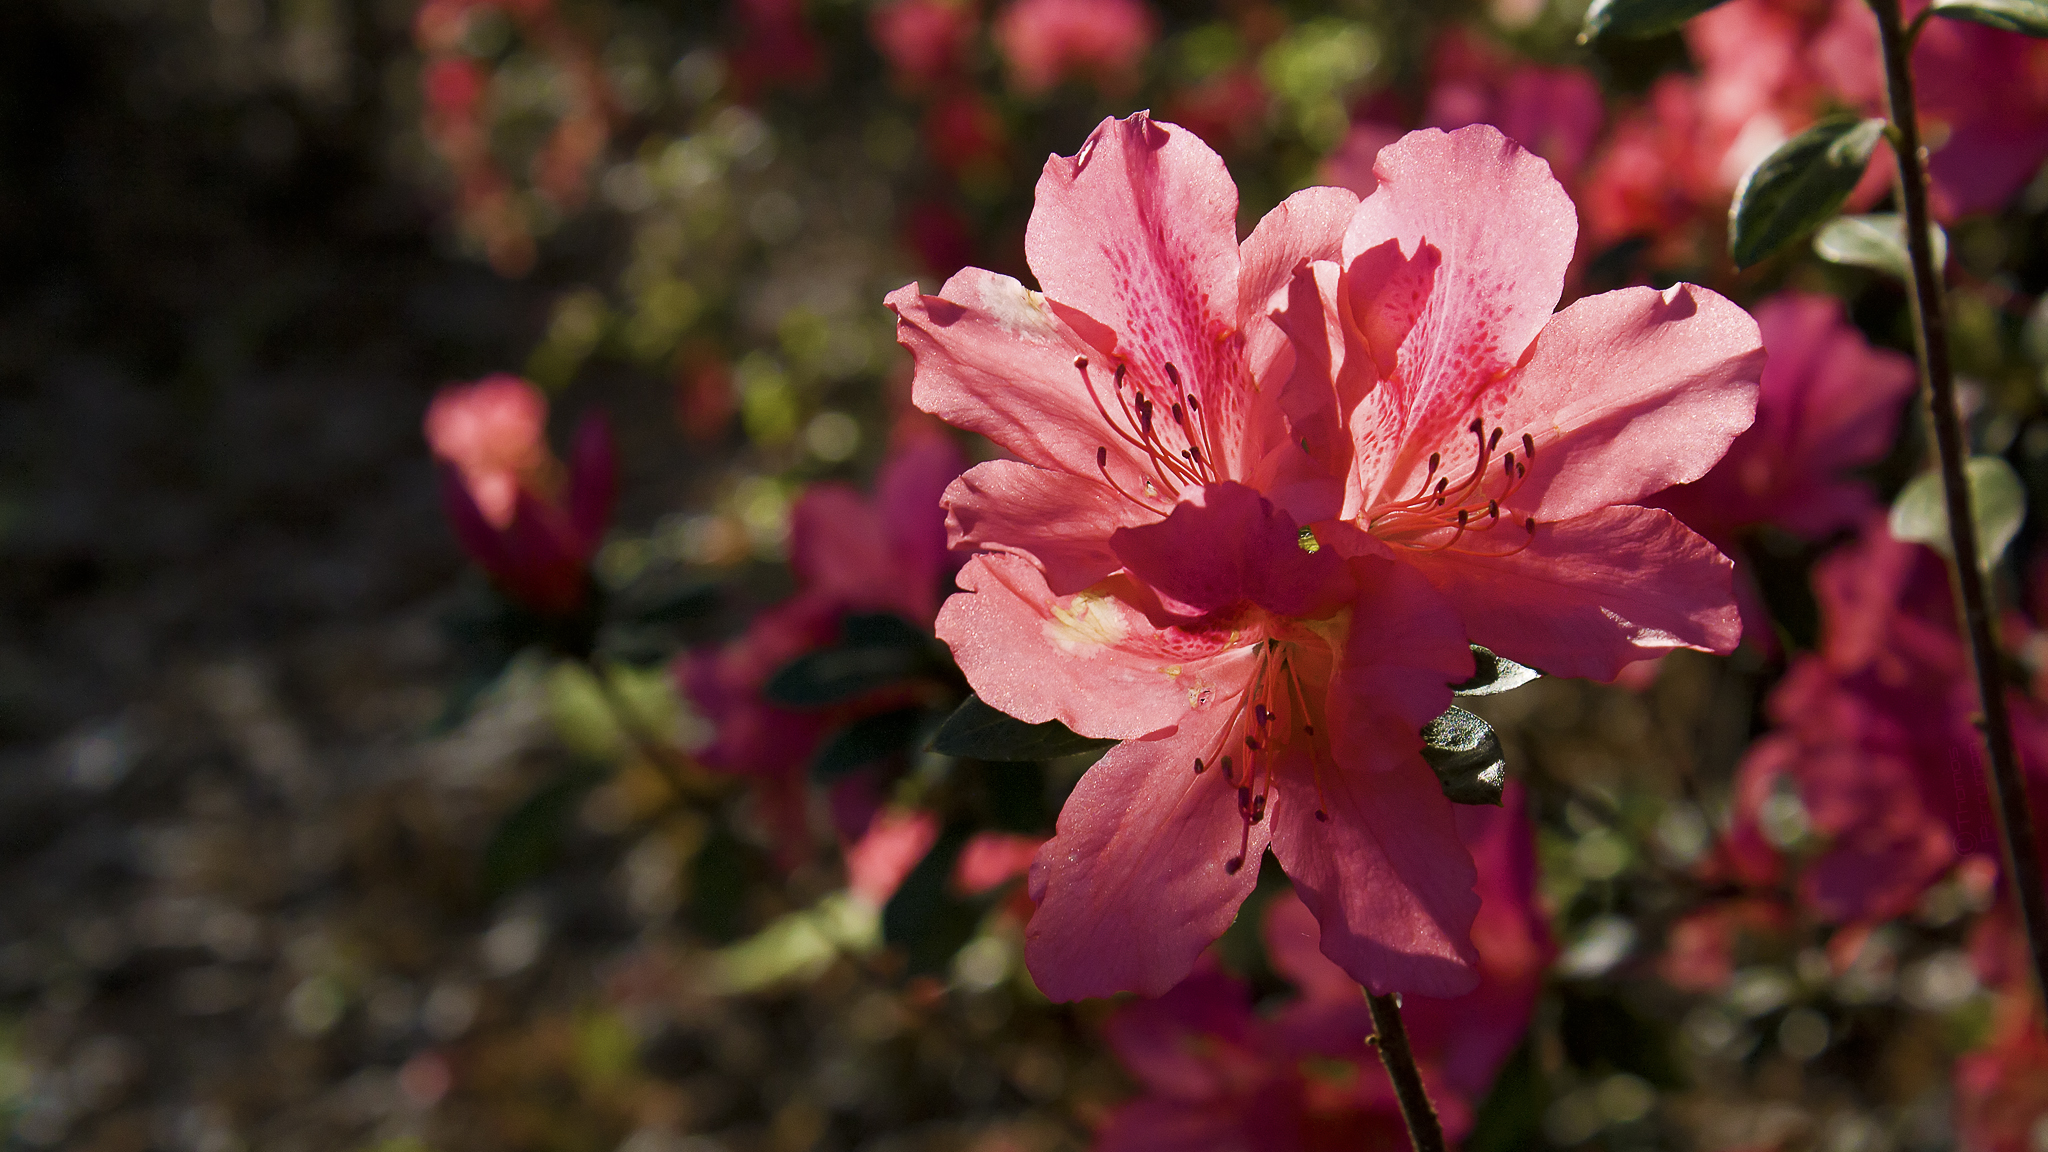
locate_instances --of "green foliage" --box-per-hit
[1813,213,1949,280]
[765,613,944,707]
[1889,455,2028,570]
[1420,705,1508,806]
[1729,117,1887,269]
[482,768,608,899]
[1580,0,1733,41]
[931,694,1120,762]
[1932,0,2048,35]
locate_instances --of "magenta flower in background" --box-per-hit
[679,431,965,860]
[1651,291,1916,646]
[890,114,1760,1001]
[425,374,615,617]
[1094,786,1550,1152]
[870,0,978,92]
[993,0,1156,96]
[1957,906,2048,1149]
[1725,521,2048,926]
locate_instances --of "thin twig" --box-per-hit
[584,657,705,801]
[1868,0,2048,1017]
[1366,991,1450,1152]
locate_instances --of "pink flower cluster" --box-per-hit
[426,375,616,617]
[890,112,1763,1000]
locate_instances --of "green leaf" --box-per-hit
[1452,645,1541,697]
[1813,213,1949,280]
[1933,0,2048,35]
[1889,456,2028,571]
[881,822,984,976]
[764,613,938,707]
[1729,116,1887,269]
[811,707,928,782]
[1580,0,1732,40]
[932,694,1119,761]
[481,768,606,898]
[1420,706,1507,806]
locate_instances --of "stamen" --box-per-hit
[1250,794,1266,824]
[1522,432,1536,459]
[1193,757,1205,775]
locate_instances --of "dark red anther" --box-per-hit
[1468,417,1484,435]
[1097,446,1108,468]
[1164,363,1182,388]
[1487,499,1499,520]
[1193,757,1206,775]
[1225,855,1244,874]
[1502,452,1515,478]
[1186,393,1200,412]
[1522,432,1536,459]
[1114,363,1127,389]
[1237,785,1253,811]
[1220,754,1234,780]
[1171,403,1185,425]
[1488,427,1503,451]
[1427,452,1440,474]
[1250,796,1266,824]
[1524,516,1537,534]
[1190,445,1204,463]
[1255,704,1272,726]
[1314,809,1329,822]
[1303,723,1315,736]
[1435,478,1449,495]
[1244,734,1261,751]
[1457,509,1469,526]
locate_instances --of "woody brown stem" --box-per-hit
[1366,990,1450,1152]
[1869,0,2048,1017]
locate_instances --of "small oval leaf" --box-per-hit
[1730,117,1887,269]
[1421,706,1507,806]
[1452,644,1542,696]
[932,694,1119,761]
[1581,0,1732,40]
[1888,455,2028,571]
[1933,0,2048,35]
[764,613,939,707]
[1813,213,1949,280]
[812,707,929,782]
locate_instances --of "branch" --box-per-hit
[1868,0,2048,1018]
[1366,991,1451,1152]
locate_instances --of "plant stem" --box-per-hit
[1869,0,2048,1015]
[584,657,705,801]
[1366,991,1450,1152]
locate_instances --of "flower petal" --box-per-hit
[1026,113,1258,476]
[936,553,1251,740]
[1340,124,1577,486]
[1499,283,1765,522]
[1326,555,1473,750]
[1239,185,1360,338]
[944,460,1150,596]
[1268,747,1481,998]
[891,269,1156,488]
[1025,705,1272,1000]
[1400,505,1741,681]
[1109,482,1354,621]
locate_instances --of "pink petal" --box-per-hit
[878,431,967,604]
[1025,707,1273,1000]
[1267,746,1481,998]
[1238,184,1360,347]
[944,460,1150,596]
[1498,283,1765,523]
[1340,125,1577,480]
[936,553,1253,740]
[790,485,896,604]
[1109,482,1354,621]
[1103,967,1260,1096]
[1325,555,1473,750]
[844,807,941,907]
[1400,505,1740,681]
[1266,259,1360,521]
[1025,113,1260,476]
[891,270,1153,486]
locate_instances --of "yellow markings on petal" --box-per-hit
[981,273,1062,341]
[1043,591,1128,655]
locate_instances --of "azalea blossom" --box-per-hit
[425,374,615,617]
[1725,520,2048,925]
[1651,291,1916,646]
[889,114,1760,1001]
[1095,787,1550,1152]
[679,431,965,858]
[993,0,1157,97]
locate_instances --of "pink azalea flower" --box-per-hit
[890,114,1758,1001]
[425,374,615,617]
[1957,906,2048,1151]
[1657,897,1791,993]
[1650,291,1916,646]
[1422,29,1605,189]
[992,0,1157,97]
[845,807,942,907]
[679,433,965,858]
[1096,787,1549,1152]
[1725,520,2048,925]
[870,0,978,92]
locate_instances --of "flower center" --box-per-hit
[1187,637,1336,872]
[1366,417,1540,557]
[1074,355,1223,512]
